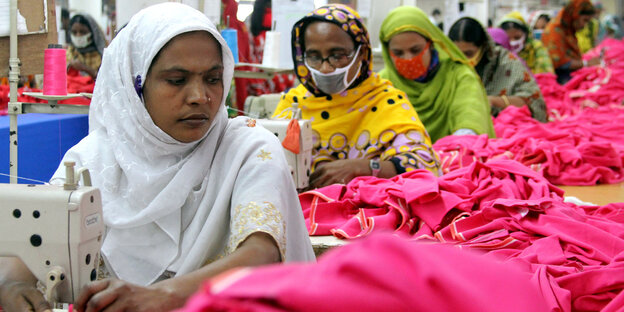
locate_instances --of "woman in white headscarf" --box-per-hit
[0,3,314,311]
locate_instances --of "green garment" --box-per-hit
[498,12,555,74]
[378,6,495,143]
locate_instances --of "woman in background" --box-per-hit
[498,12,555,74]
[273,4,440,189]
[379,6,495,142]
[67,13,107,79]
[541,0,600,84]
[449,17,547,122]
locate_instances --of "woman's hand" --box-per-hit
[307,159,370,190]
[73,278,186,312]
[0,280,51,312]
[67,60,97,78]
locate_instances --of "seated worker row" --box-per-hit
[449,17,548,123]
[0,3,314,312]
[272,5,495,189]
[541,0,601,84]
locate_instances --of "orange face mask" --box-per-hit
[391,42,431,80]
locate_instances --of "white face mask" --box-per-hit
[307,45,362,95]
[71,33,92,48]
[509,35,525,54]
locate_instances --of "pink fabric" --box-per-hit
[434,38,624,185]
[299,159,624,311]
[176,234,549,312]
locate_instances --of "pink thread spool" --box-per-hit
[43,43,68,95]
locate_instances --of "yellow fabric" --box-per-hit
[576,18,599,53]
[273,73,437,173]
[66,45,102,73]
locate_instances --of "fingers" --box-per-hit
[23,288,52,312]
[0,281,51,312]
[74,279,111,312]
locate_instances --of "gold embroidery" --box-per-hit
[227,201,286,261]
[257,149,272,161]
[247,118,257,127]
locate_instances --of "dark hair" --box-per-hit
[500,21,528,34]
[61,8,70,19]
[537,14,550,23]
[432,8,441,16]
[250,0,271,37]
[579,9,596,16]
[69,14,93,33]
[448,17,487,47]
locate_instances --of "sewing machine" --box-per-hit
[256,118,313,189]
[0,162,104,306]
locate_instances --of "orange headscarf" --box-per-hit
[541,0,594,68]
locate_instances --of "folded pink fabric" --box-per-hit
[176,234,549,312]
[298,159,624,311]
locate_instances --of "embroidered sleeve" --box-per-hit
[227,201,286,261]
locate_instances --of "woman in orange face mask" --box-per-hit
[379,6,495,143]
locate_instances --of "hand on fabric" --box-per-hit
[73,278,186,312]
[586,56,601,67]
[67,60,97,78]
[488,96,506,109]
[0,280,51,312]
[307,159,370,190]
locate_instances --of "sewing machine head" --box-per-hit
[256,118,313,189]
[0,164,103,305]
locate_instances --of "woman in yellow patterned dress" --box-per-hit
[273,4,440,189]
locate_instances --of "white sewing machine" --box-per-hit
[244,95,313,189]
[256,118,313,190]
[0,162,104,306]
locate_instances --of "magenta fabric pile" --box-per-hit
[434,39,624,186]
[299,159,624,311]
[177,234,550,312]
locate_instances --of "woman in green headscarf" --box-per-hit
[498,11,555,74]
[379,6,495,143]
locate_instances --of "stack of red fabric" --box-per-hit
[0,72,94,115]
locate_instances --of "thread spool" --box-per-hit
[262,31,281,68]
[221,27,239,64]
[43,43,67,96]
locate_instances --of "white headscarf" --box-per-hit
[51,3,315,285]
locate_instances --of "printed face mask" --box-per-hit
[307,45,362,95]
[509,35,525,54]
[71,33,92,48]
[467,47,485,67]
[391,42,431,80]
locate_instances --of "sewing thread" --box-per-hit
[43,44,68,95]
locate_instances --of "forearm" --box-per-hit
[377,160,398,179]
[569,59,584,70]
[490,95,526,109]
[150,232,280,303]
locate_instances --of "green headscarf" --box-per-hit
[379,6,495,142]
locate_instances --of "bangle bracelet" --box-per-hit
[583,59,588,67]
[501,95,511,108]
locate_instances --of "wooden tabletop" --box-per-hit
[558,182,624,206]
